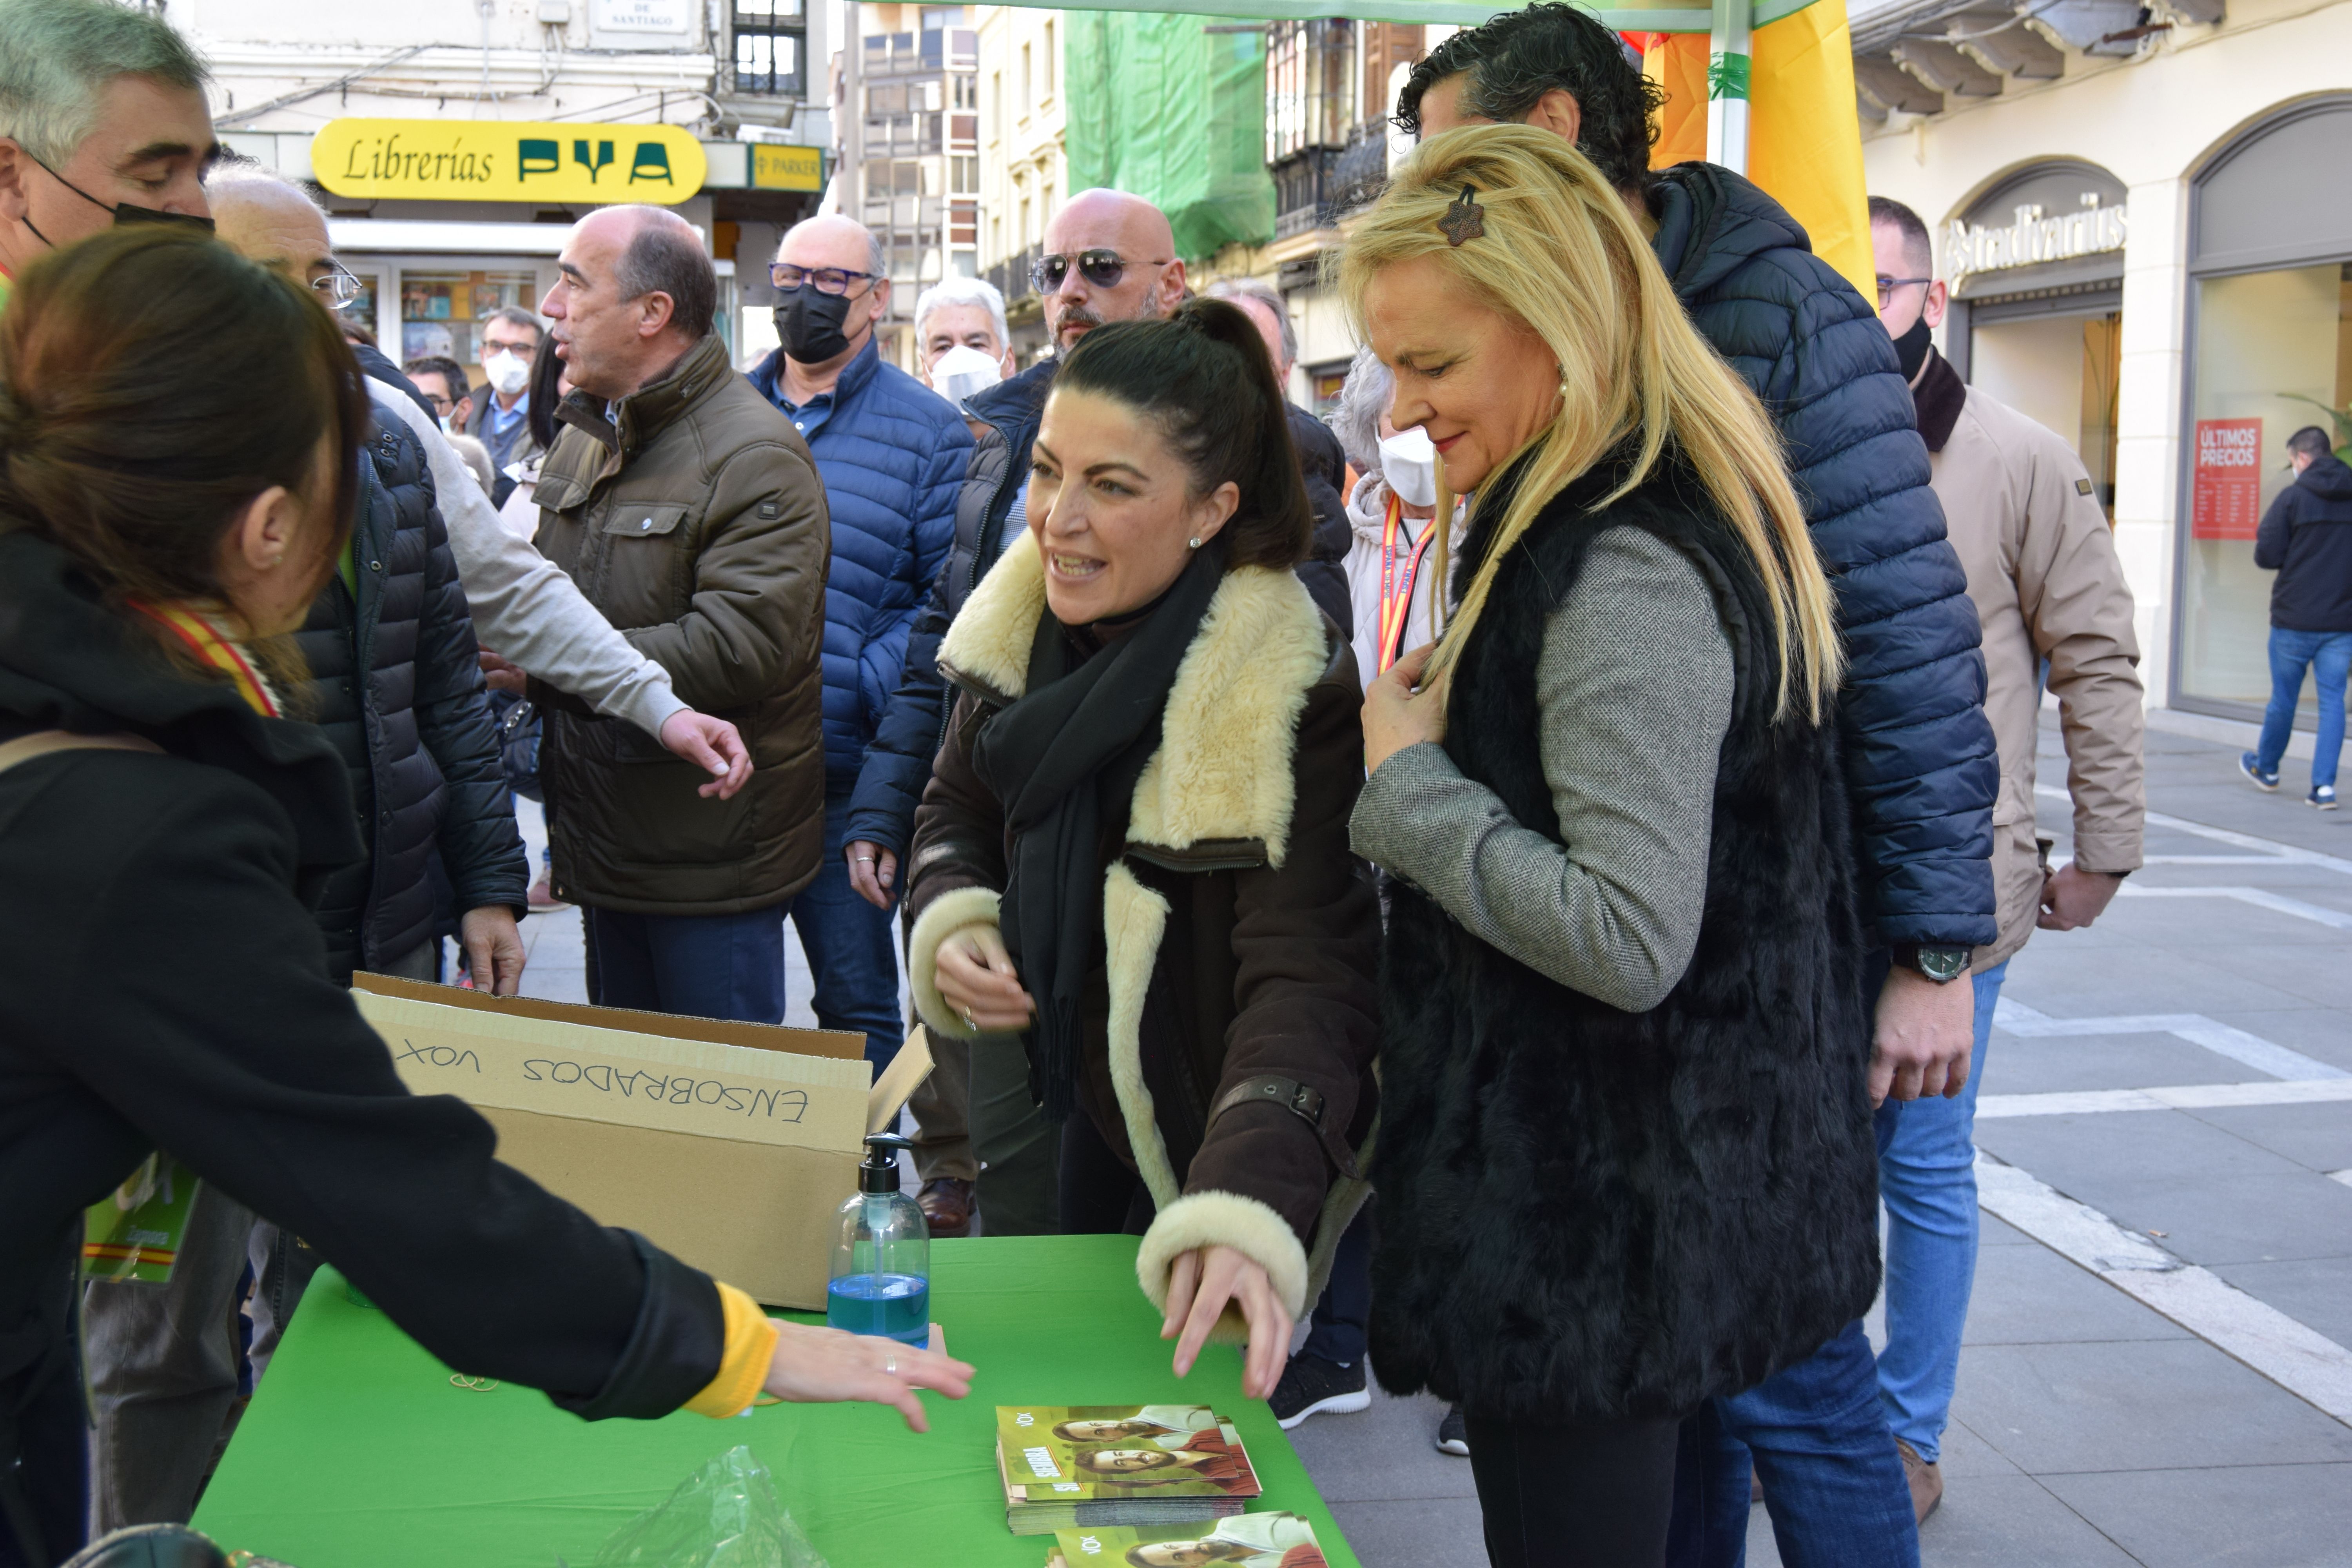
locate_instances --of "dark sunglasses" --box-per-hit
[1031,249,1167,292]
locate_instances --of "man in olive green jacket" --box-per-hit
[534,205,830,1022]
[1869,196,2145,1524]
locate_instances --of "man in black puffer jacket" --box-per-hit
[1396,8,1998,1562]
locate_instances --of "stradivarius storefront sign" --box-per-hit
[312,118,708,205]
[1946,195,2127,285]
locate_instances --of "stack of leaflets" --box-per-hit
[1045,1512,1330,1568]
[996,1404,1263,1537]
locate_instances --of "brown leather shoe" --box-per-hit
[918,1176,975,1238]
[1896,1437,1943,1524]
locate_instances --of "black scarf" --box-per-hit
[970,541,1228,1121]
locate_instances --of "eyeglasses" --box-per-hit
[1031,249,1167,293]
[1875,274,1933,307]
[770,263,880,295]
[312,262,365,311]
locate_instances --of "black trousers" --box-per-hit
[1465,1412,1684,1568]
[1056,1107,1156,1237]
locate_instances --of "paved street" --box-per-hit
[513,710,2352,1566]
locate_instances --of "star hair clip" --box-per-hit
[1438,184,1486,246]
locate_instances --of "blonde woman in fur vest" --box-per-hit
[1343,127,1876,1566]
[902,299,1379,1401]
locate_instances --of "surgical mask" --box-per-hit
[482,351,531,398]
[929,344,1003,406]
[774,284,857,365]
[1378,426,1439,509]
[1891,314,1933,383]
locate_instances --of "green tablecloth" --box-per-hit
[192,1236,1359,1568]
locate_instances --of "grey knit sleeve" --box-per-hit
[1349,526,1734,1011]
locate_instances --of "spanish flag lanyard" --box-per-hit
[128,601,282,717]
[1376,490,1437,675]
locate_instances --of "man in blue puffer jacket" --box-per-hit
[1394,9,1999,1564]
[747,214,971,1073]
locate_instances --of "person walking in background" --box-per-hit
[1402,12,1993,1541]
[461,305,550,502]
[901,299,1378,1400]
[845,188,1188,1241]
[0,230,972,1568]
[1344,128,1875,1568]
[2244,425,2352,809]
[82,168,539,1533]
[1869,195,2146,1523]
[744,213,970,1073]
[1204,277,1355,628]
[534,205,828,1025]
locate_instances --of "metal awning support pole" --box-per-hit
[1706,0,1752,174]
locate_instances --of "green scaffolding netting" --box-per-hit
[1063,11,1279,260]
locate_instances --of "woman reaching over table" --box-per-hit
[1339,127,1876,1567]
[0,230,970,1568]
[901,299,1381,1404]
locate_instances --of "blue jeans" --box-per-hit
[1875,961,2007,1461]
[1668,1319,1920,1568]
[586,902,788,1024]
[777,795,904,1074]
[2256,627,2352,790]
[1301,1198,1375,1366]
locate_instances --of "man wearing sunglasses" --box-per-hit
[744,214,971,1080]
[0,0,218,309]
[842,189,1186,1242]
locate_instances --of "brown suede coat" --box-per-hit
[534,332,830,914]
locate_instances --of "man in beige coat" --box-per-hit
[1867,196,2146,1524]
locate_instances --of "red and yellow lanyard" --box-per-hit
[129,601,281,717]
[1376,491,1436,675]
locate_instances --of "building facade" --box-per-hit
[974,3,1067,363]
[188,0,836,377]
[1855,0,2352,727]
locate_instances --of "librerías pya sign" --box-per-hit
[312,118,708,205]
[1946,195,2126,285]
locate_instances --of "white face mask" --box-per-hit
[1378,426,1439,509]
[929,344,1004,406]
[482,350,531,397]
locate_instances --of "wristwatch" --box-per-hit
[1893,944,1972,983]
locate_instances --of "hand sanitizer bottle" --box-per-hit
[826,1132,930,1347]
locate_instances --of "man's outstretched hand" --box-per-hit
[659,710,753,799]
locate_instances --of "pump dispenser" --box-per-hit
[825,1132,930,1346]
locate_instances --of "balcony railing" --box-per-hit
[987,243,1041,317]
[1270,121,1389,240]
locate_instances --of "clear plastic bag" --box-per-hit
[579,1446,827,1568]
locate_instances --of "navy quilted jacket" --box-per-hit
[748,338,971,787]
[1651,163,1996,947]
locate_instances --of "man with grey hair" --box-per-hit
[538,203,831,1024]
[1203,276,1352,629]
[0,0,215,295]
[913,273,1014,388]
[745,212,970,1071]
[462,304,548,482]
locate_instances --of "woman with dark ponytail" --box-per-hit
[903,298,1380,1398]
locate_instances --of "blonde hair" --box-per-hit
[1339,125,1842,721]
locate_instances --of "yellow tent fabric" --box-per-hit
[1639,0,1874,305]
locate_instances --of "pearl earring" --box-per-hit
[1188,536,1201,549]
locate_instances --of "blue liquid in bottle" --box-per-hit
[826,1272,931,1346]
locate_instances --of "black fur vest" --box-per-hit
[1367,456,1881,1423]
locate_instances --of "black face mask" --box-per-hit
[773,283,858,364]
[1891,312,1934,383]
[22,154,214,250]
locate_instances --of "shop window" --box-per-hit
[2178,261,2352,710]
[399,269,538,374]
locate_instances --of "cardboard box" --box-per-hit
[352,975,932,1310]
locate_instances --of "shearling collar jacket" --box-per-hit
[532,332,832,915]
[1916,349,2143,968]
[901,532,1380,1332]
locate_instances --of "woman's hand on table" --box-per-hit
[1362,643,1447,774]
[760,1321,974,1433]
[935,924,1036,1033]
[1161,1245,1292,1402]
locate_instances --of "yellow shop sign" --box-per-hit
[312,119,708,205]
[751,144,825,192]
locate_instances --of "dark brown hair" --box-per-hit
[0,227,368,623]
[1052,298,1314,572]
